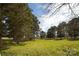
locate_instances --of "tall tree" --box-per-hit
[0,4,3,48]
[57,22,67,38]
[67,17,79,39]
[0,4,39,44]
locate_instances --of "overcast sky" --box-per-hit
[28,3,79,32]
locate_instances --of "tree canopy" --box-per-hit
[0,4,39,45]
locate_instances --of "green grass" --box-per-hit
[1,39,79,56]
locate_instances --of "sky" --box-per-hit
[28,3,79,32]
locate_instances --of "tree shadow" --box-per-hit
[67,38,79,41]
[1,40,27,51]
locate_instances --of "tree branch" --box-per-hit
[68,3,78,17]
[50,3,66,16]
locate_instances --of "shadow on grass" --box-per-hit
[67,38,79,41]
[1,40,27,51]
[45,38,79,41]
[45,38,63,40]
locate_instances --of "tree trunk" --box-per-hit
[0,35,2,49]
[13,36,20,44]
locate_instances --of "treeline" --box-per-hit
[40,17,79,40]
[0,4,39,48]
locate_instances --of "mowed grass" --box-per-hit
[1,39,79,56]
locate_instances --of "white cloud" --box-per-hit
[37,4,79,32]
[38,14,69,32]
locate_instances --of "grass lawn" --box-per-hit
[1,39,79,56]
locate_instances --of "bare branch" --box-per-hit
[45,3,53,10]
[68,3,78,17]
[49,3,67,16]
